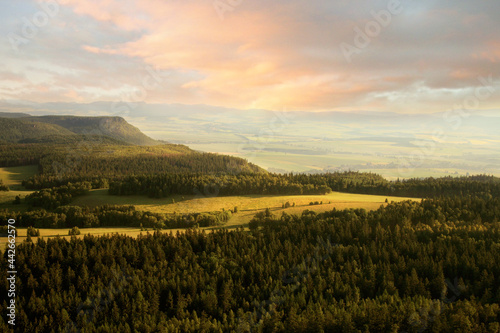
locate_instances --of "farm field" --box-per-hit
[0,160,422,249]
[2,190,419,248]
[73,189,418,214]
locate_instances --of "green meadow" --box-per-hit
[2,189,419,248]
[0,165,36,211]
[0,162,421,248]
[0,165,38,190]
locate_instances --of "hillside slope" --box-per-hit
[0,111,31,118]
[0,115,159,145]
[26,116,159,146]
[0,118,75,143]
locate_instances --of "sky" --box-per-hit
[1,0,500,113]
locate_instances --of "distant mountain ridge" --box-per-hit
[0,117,75,143]
[0,114,159,146]
[0,111,31,118]
[26,115,159,145]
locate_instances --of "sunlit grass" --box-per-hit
[72,189,417,214]
[0,165,38,189]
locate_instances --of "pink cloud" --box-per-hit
[3,0,500,112]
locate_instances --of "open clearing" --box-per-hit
[0,165,38,190]
[2,190,419,248]
[2,227,188,248]
[1,227,221,249]
[72,189,417,214]
[0,165,36,211]
[0,165,419,248]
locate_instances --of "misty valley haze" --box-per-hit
[2,100,498,179]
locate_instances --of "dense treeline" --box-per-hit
[37,151,260,178]
[109,173,333,197]
[0,141,263,190]
[4,141,499,201]
[109,171,500,199]
[250,195,500,231]
[22,151,263,190]
[378,175,500,198]
[0,137,129,167]
[277,173,500,198]
[24,182,92,210]
[0,143,48,167]
[1,196,500,332]
[0,205,232,229]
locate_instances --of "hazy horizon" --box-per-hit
[1,0,499,178]
[1,100,499,179]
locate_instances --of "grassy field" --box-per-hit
[2,227,189,249]
[72,189,417,214]
[0,165,36,211]
[1,226,221,249]
[0,165,38,190]
[2,190,419,248]
[0,164,420,248]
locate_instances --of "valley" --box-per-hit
[0,113,499,332]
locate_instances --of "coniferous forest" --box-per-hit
[1,135,500,332]
[1,193,500,332]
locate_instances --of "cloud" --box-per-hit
[0,0,499,112]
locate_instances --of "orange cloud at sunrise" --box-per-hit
[0,0,499,113]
